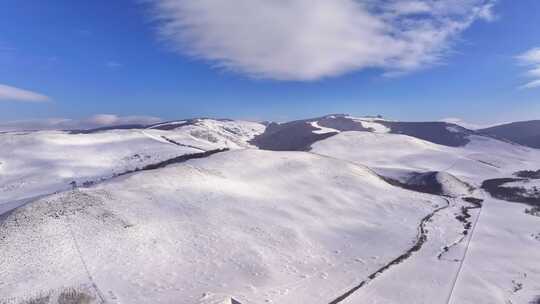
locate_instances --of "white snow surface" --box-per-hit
[436,172,473,197]
[309,121,340,134]
[446,125,462,133]
[449,197,540,304]
[311,132,540,184]
[311,131,540,304]
[2,121,540,304]
[0,150,440,304]
[346,116,391,133]
[0,119,265,210]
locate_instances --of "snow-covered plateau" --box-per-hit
[0,115,539,304]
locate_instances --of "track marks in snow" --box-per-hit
[445,196,485,304]
[328,199,451,304]
[65,212,107,303]
[438,197,483,262]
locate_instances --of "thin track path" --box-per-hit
[444,194,486,304]
[328,199,451,304]
[65,214,107,303]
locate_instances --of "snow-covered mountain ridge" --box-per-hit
[1,115,539,304]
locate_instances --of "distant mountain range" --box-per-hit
[66,114,540,150]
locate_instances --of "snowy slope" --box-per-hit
[0,120,265,212]
[450,197,540,304]
[312,131,540,304]
[147,119,265,149]
[311,131,540,184]
[0,130,193,207]
[2,116,540,304]
[0,150,443,304]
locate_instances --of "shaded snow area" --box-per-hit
[2,118,540,304]
[309,121,340,134]
[0,150,439,304]
[436,172,473,197]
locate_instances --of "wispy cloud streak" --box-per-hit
[0,84,50,102]
[0,114,163,132]
[517,47,540,89]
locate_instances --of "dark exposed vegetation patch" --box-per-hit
[515,169,540,179]
[147,121,191,130]
[316,116,370,132]
[481,178,540,206]
[380,172,444,196]
[530,296,540,304]
[160,136,205,151]
[249,118,338,151]
[512,280,523,293]
[70,149,230,189]
[249,114,374,151]
[21,294,50,304]
[0,286,97,304]
[525,206,540,217]
[475,159,501,168]
[479,120,540,149]
[462,197,484,205]
[57,289,94,304]
[378,121,473,147]
[438,197,483,260]
[118,148,229,174]
[69,124,146,134]
[252,114,483,150]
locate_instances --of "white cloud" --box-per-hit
[0,114,162,132]
[106,61,123,69]
[0,84,50,102]
[149,0,496,81]
[521,79,540,89]
[517,47,540,89]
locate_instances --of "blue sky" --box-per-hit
[1,0,539,126]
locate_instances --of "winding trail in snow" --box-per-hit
[438,197,483,261]
[328,199,451,304]
[444,195,485,304]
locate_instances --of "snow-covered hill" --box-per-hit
[0,119,264,213]
[311,129,540,304]
[0,150,441,304]
[1,115,540,304]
